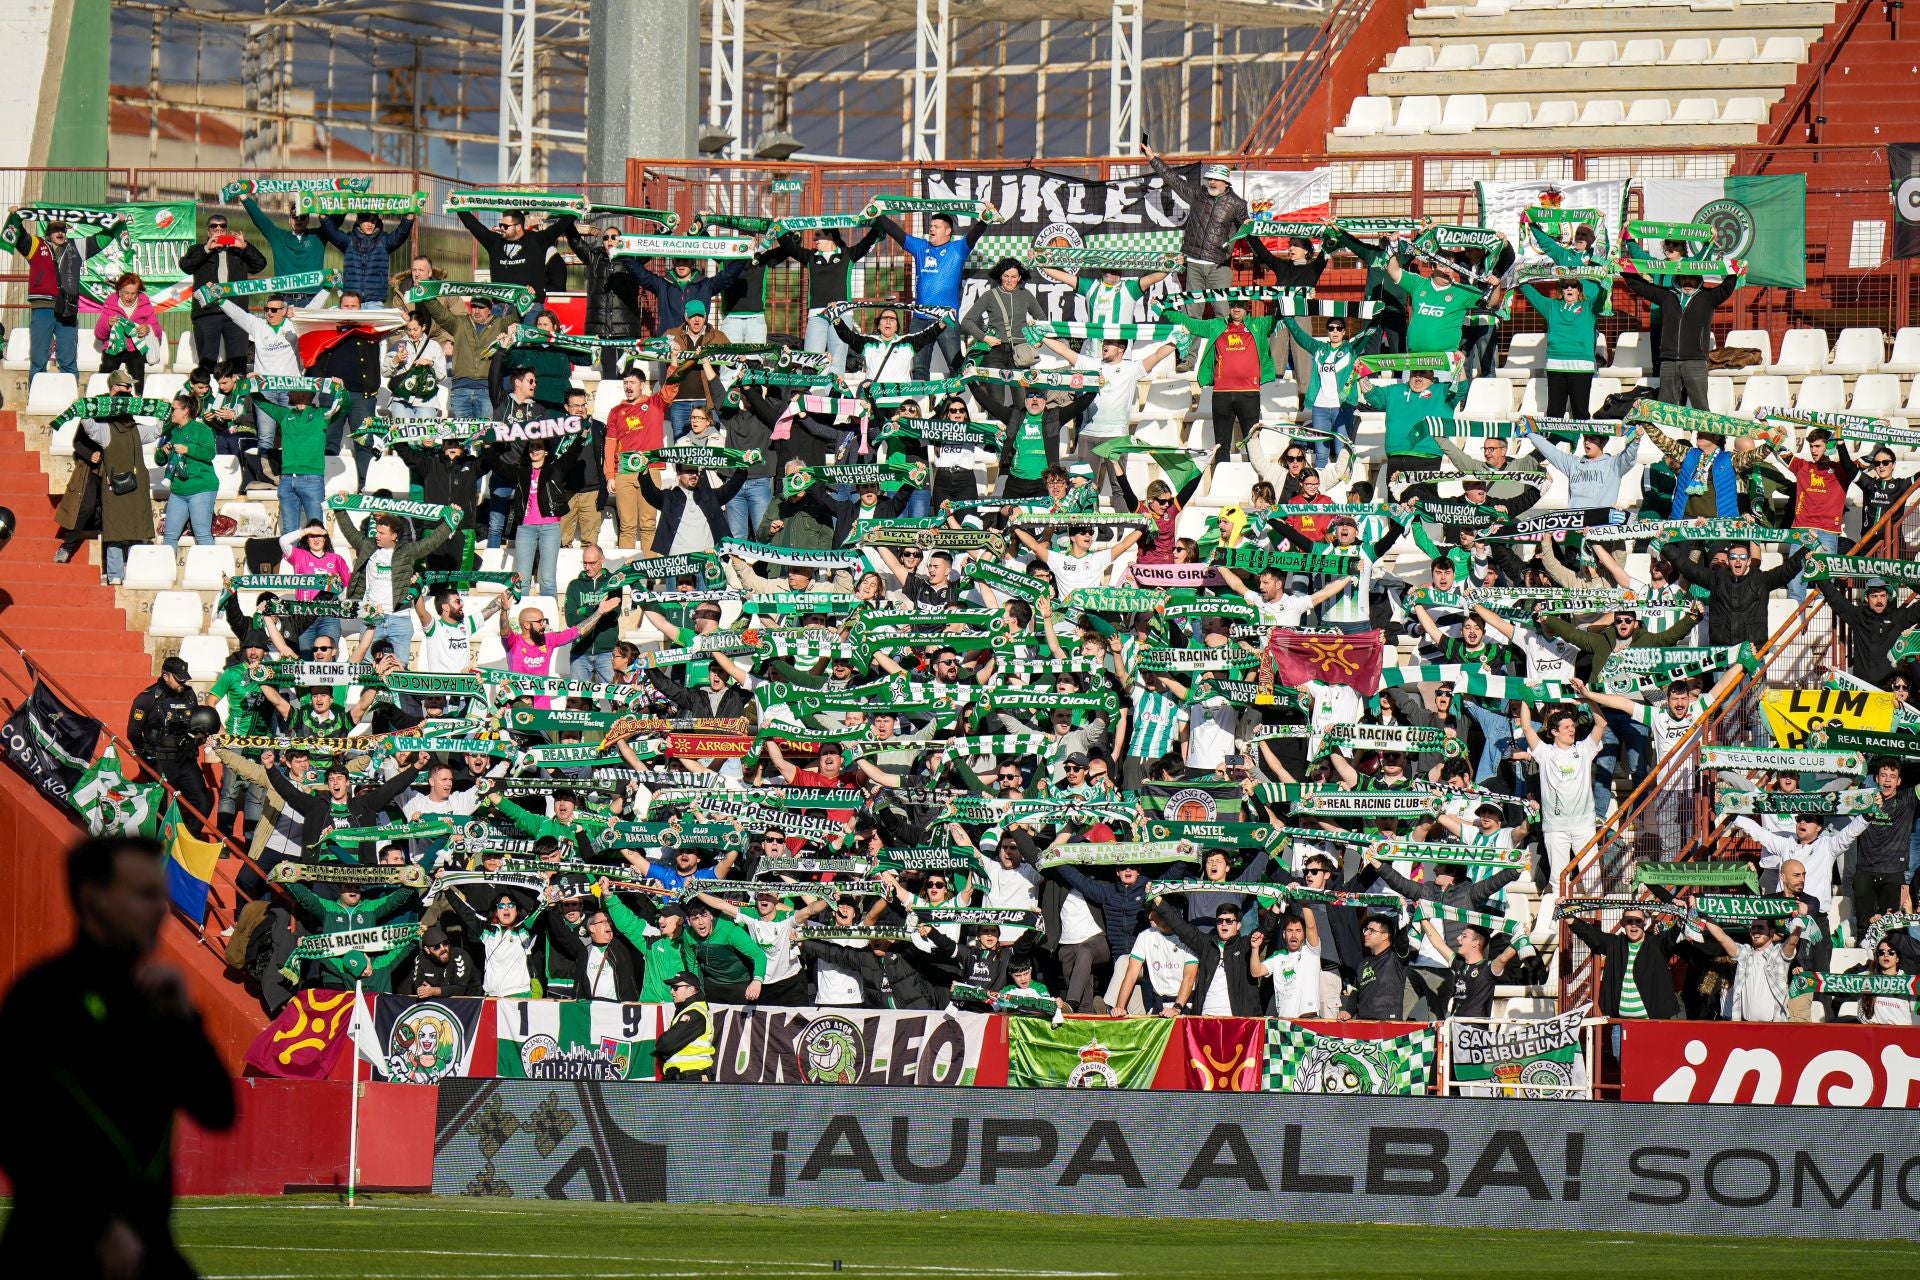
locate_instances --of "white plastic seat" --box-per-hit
[211,456,243,500]
[1522,41,1571,68]
[83,374,113,398]
[363,455,413,495]
[1576,100,1626,127]
[1736,374,1792,417]
[1758,36,1807,63]
[1670,98,1719,126]
[181,545,238,592]
[1202,461,1258,509]
[1462,378,1515,420]
[1568,40,1618,67]
[120,546,178,590]
[1430,45,1480,73]
[1906,378,1920,418]
[1479,42,1526,70]
[592,379,625,420]
[2,327,29,369]
[1527,101,1580,129]
[1615,38,1665,66]
[1719,97,1770,126]
[26,372,79,415]
[1882,329,1920,374]
[1486,101,1533,128]
[1719,329,1773,368]
[75,343,101,373]
[1383,96,1444,136]
[1387,46,1436,72]
[1499,333,1546,378]
[147,591,206,638]
[1334,96,1394,137]
[1624,99,1673,126]
[1607,331,1652,373]
[1664,38,1714,65]
[1707,36,1759,64]
[172,331,198,373]
[1707,377,1739,416]
[1517,377,1548,417]
[1432,94,1488,135]
[1794,375,1846,415]
[1849,374,1904,420]
[1827,327,1885,374]
[1590,376,1624,405]
[323,456,359,497]
[1771,328,1829,375]
[177,635,233,682]
[49,421,79,457]
[146,372,186,402]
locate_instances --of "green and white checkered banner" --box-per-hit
[1267,1023,1439,1095]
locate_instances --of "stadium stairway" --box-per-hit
[0,407,266,1070]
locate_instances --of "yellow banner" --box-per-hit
[1762,688,1895,750]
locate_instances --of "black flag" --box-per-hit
[1892,143,1920,259]
[1,680,103,808]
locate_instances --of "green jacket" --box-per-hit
[605,892,692,1003]
[337,510,453,612]
[1156,306,1278,387]
[564,569,623,656]
[501,345,580,408]
[285,882,416,990]
[156,420,218,496]
[419,298,520,383]
[1519,281,1603,372]
[242,196,329,279]
[493,794,607,858]
[256,393,346,476]
[685,915,768,985]
[1363,380,1461,459]
[1281,317,1375,407]
[1540,609,1699,670]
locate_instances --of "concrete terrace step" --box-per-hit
[1408,4,1837,39]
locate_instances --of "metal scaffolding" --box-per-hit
[105,0,1326,179]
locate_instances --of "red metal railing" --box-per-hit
[1760,0,1881,148]
[1240,0,1422,156]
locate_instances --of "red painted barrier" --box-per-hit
[1621,1020,1920,1107]
[174,1078,438,1195]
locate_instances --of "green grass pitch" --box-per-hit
[115,1196,1919,1277]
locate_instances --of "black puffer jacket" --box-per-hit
[1816,585,1920,687]
[1618,272,1739,362]
[1150,154,1249,266]
[1668,548,1806,648]
[565,228,643,338]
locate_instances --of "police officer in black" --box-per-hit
[127,656,214,817]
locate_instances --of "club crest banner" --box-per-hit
[1266,1021,1439,1095]
[355,994,488,1084]
[1448,1008,1591,1098]
[1007,1017,1175,1088]
[497,1000,667,1080]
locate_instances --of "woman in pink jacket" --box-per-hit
[278,523,355,656]
[86,272,160,391]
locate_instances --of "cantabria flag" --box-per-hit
[1638,175,1807,287]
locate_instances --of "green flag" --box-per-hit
[1265,1022,1438,1095]
[1089,437,1201,494]
[1639,175,1806,288]
[70,748,166,839]
[1006,1017,1173,1088]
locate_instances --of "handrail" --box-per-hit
[1241,0,1374,155]
[1757,0,1879,154]
[1554,479,1920,1009]
[0,624,290,952]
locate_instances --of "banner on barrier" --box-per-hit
[1008,1016,1174,1088]
[1621,1019,1920,1107]
[353,994,488,1084]
[1448,1008,1590,1098]
[434,1079,1920,1239]
[497,1000,668,1080]
[714,1005,996,1086]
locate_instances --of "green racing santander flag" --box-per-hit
[1638,175,1806,287]
[1447,1005,1589,1097]
[1266,1022,1438,1095]
[1007,1016,1174,1088]
[496,999,666,1080]
[70,747,166,838]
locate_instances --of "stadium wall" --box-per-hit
[174,1079,438,1195]
[433,1080,1920,1238]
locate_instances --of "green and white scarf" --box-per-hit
[405,279,536,312]
[718,539,867,571]
[224,177,372,198]
[586,202,678,231]
[610,233,754,260]
[270,862,428,889]
[641,445,762,472]
[1791,972,1920,999]
[1232,217,1329,241]
[1295,792,1437,819]
[1407,901,1511,933]
[194,270,340,307]
[1025,245,1180,272]
[1803,554,1920,586]
[1371,841,1526,871]
[49,395,174,431]
[329,492,462,529]
[296,192,425,216]
[1626,397,1764,438]
[1632,861,1758,891]
[1038,841,1194,869]
[859,195,1001,222]
[1648,520,1819,551]
[1700,746,1866,775]
[288,923,422,961]
[1714,788,1881,816]
[444,189,588,215]
[1022,321,1187,345]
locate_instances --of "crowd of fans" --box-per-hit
[13,153,1920,1036]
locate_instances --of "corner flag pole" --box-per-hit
[349,980,364,1208]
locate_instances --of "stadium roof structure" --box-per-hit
[110,0,1324,176]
